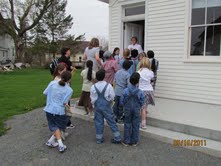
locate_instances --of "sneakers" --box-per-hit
[66,124,75,129]
[46,141,59,148]
[121,142,139,147]
[131,143,139,147]
[96,139,104,144]
[121,141,130,147]
[141,125,147,129]
[111,139,121,144]
[58,145,67,152]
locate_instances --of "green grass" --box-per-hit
[0,68,82,136]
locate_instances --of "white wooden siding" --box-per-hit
[146,0,221,105]
[109,0,121,51]
[108,0,221,105]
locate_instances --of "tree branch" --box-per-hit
[8,0,19,31]
[20,0,53,35]
[19,0,34,26]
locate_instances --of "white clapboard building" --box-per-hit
[0,34,15,64]
[99,0,221,144]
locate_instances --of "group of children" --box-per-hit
[43,38,159,153]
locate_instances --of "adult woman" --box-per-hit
[83,38,102,72]
[128,36,143,54]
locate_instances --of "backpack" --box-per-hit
[49,58,58,75]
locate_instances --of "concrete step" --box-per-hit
[70,106,221,158]
[70,98,221,142]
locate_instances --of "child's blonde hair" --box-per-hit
[139,57,150,69]
[123,48,130,59]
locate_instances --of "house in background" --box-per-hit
[72,41,89,62]
[0,34,15,64]
[99,0,221,143]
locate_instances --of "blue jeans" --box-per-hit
[94,106,121,141]
[113,96,123,120]
[124,108,141,144]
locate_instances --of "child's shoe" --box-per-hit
[121,141,130,147]
[141,124,147,129]
[46,141,59,148]
[58,145,67,153]
[111,139,121,144]
[96,138,104,144]
[67,124,75,129]
[131,142,139,147]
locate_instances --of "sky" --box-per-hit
[66,0,109,41]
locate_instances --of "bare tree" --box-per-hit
[96,36,109,51]
[0,0,53,61]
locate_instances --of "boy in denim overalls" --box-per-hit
[90,69,121,144]
[120,72,144,146]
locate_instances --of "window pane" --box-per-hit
[125,6,145,16]
[192,0,206,25]
[207,0,221,8]
[207,1,221,24]
[190,27,205,56]
[205,25,221,56]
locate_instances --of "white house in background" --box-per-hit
[0,34,15,64]
[99,0,221,142]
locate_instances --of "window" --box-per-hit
[190,0,221,56]
[125,6,145,16]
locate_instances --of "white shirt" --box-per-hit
[81,68,96,92]
[128,44,143,54]
[138,68,154,91]
[90,81,115,105]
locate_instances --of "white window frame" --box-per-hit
[184,0,221,63]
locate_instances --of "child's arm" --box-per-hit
[108,84,115,101]
[43,81,54,96]
[64,104,71,113]
[90,85,97,106]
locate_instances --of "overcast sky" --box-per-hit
[66,0,109,41]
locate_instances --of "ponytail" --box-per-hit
[59,79,66,86]
[147,50,157,72]
[86,60,93,81]
[59,71,72,86]
[151,58,156,73]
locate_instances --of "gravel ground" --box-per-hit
[0,108,221,166]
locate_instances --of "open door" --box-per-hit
[124,21,144,50]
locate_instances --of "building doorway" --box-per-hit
[123,20,145,51]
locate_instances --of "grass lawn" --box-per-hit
[0,68,82,136]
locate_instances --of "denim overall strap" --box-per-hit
[101,83,109,96]
[128,88,139,101]
[94,83,108,97]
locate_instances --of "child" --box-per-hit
[53,63,66,81]
[98,50,105,69]
[121,72,144,146]
[113,60,131,123]
[147,50,159,90]
[78,60,96,115]
[43,71,73,152]
[130,49,139,75]
[103,51,119,85]
[90,69,121,144]
[113,47,120,61]
[119,48,130,69]
[136,52,147,71]
[53,64,70,140]
[137,57,155,129]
